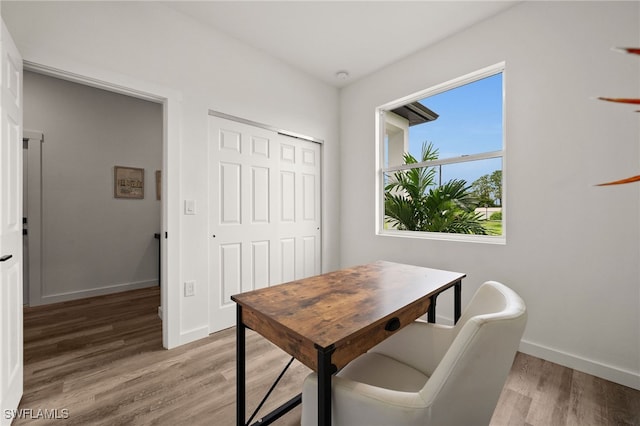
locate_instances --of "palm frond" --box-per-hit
[383,141,487,234]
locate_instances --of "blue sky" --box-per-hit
[407,72,503,185]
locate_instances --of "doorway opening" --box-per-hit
[22,70,163,307]
[21,60,180,350]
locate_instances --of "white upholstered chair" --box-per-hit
[301,281,527,426]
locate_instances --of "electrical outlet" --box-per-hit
[184,281,195,297]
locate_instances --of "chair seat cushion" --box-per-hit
[337,352,429,393]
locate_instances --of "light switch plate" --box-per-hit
[184,281,195,297]
[184,199,196,215]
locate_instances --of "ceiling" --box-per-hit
[164,1,517,88]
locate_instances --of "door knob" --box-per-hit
[0,254,13,262]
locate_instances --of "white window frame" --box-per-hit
[375,62,506,244]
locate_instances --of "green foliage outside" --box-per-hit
[474,172,503,236]
[471,170,502,207]
[384,142,487,234]
[482,219,502,235]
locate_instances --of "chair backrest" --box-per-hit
[420,281,527,425]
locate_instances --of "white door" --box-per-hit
[208,115,321,331]
[0,19,23,425]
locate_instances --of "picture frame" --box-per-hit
[114,166,144,199]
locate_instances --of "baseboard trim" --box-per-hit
[437,314,639,390]
[179,326,209,346]
[34,280,158,306]
[519,340,640,391]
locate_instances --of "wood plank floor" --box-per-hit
[15,287,640,425]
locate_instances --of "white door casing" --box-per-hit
[208,115,321,332]
[22,130,44,308]
[0,18,23,425]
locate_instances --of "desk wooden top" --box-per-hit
[232,260,465,371]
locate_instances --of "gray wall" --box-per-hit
[24,71,162,304]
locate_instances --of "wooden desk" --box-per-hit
[232,260,466,426]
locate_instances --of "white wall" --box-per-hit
[340,1,640,389]
[23,70,162,304]
[4,0,637,391]
[2,1,340,347]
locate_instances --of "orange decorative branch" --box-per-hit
[595,48,640,186]
[596,175,640,186]
[615,47,640,55]
[597,97,640,104]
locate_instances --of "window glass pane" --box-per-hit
[407,73,503,161]
[380,66,504,238]
[441,157,502,206]
[383,157,502,235]
[441,158,502,236]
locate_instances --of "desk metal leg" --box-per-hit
[237,305,246,426]
[316,344,336,426]
[428,280,463,324]
[428,295,437,323]
[454,281,462,324]
[247,357,301,426]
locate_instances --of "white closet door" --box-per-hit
[208,115,321,332]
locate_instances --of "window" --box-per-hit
[376,63,505,242]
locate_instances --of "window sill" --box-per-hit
[377,229,506,245]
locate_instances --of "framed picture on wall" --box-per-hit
[114,166,144,199]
